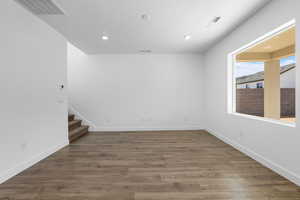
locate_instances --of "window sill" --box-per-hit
[228,112,296,128]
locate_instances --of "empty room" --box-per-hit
[1,0,300,199]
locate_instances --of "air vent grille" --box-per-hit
[14,0,65,15]
[139,50,152,53]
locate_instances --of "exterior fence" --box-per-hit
[236,88,295,117]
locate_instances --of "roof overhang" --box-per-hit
[236,27,295,62]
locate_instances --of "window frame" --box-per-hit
[227,19,296,127]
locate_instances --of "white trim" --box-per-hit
[229,112,296,127]
[0,140,69,184]
[92,125,204,132]
[206,128,300,186]
[227,19,296,124]
[68,104,97,131]
[227,53,235,113]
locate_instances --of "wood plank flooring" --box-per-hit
[0,130,299,200]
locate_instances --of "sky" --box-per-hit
[235,56,296,78]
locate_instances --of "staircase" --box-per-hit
[68,114,89,142]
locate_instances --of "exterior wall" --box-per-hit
[280,68,296,88]
[236,88,295,117]
[237,67,295,89]
[237,81,263,88]
[204,0,300,185]
[281,88,296,117]
[236,88,264,116]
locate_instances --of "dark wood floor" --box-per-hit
[1,130,299,200]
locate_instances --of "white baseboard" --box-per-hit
[0,140,69,184]
[206,128,300,186]
[92,125,204,132]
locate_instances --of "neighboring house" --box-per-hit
[236,64,296,89]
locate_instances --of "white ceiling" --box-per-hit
[39,0,271,54]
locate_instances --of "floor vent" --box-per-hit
[14,0,65,15]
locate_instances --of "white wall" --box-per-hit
[281,68,296,88]
[0,1,68,183]
[204,0,300,185]
[68,44,204,131]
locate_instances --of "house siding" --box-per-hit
[237,67,295,89]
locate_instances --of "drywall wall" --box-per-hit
[281,68,296,88]
[68,44,204,131]
[204,0,300,185]
[0,1,68,183]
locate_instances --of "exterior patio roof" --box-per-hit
[236,27,295,62]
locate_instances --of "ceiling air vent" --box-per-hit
[14,0,65,15]
[139,50,152,53]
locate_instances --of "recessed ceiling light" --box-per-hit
[101,35,109,40]
[184,35,191,40]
